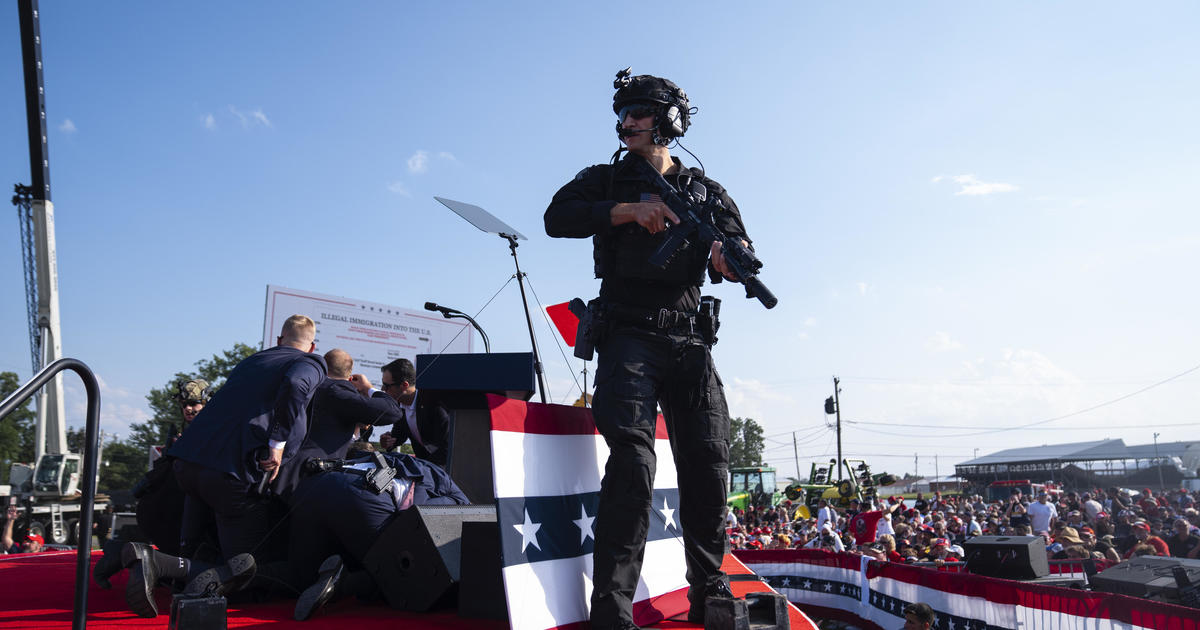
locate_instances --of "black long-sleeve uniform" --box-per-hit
[545,151,750,627]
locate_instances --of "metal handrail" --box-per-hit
[0,358,101,630]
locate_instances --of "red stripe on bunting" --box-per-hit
[487,394,668,439]
[738,551,1200,630]
[869,560,1023,605]
[735,549,865,572]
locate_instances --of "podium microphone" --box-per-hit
[423,301,491,353]
[424,302,461,315]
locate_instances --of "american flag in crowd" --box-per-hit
[488,395,689,630]
[640,192,663,203]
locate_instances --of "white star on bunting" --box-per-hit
[659,497,676,530]
[513,508,542,552]
[572,504,596,546]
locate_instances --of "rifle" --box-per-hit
[630,158,778,309]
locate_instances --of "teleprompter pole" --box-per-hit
[507,235,547,403]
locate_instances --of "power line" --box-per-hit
[846,420,1198,431]
[835,361,1200,439]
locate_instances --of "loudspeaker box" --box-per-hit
[364,504,497,612]
[963,535,1049,580]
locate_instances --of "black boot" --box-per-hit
[686,578,733,624]
[591,621,647,630]
[92,538,126,589]
[122,543,162,618]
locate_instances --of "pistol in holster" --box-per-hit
[697,296,721,346]
[569,297,605,361]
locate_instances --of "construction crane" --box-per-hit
[13,0,66,466]
[1,0,103,547]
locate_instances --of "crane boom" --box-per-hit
[16,0,66,459]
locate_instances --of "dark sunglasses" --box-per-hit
[617,104,657,121]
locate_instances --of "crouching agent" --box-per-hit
[289,449,469,621]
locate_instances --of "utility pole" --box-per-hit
[792,431,800,480]
[914,453,918,478]
[824,376,842,481]
[1153,432,1165,490]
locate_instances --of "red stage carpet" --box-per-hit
[0,551,814,629]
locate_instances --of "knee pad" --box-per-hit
[603,447,656,504]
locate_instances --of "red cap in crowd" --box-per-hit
[25,533,44,545]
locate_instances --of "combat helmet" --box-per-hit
[612,67,692,144]
[174,379,212,404]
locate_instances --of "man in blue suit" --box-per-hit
[169,314,327,560]
[275,348,404,502]
[289,450,469,620]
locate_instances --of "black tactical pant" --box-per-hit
[175,460,278,562]
[589,324,730,627]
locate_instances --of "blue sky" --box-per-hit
[2,3,1197,479]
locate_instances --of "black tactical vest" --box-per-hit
[592,157,713,288]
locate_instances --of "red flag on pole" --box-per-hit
[545,301,579,347]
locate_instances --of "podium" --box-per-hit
[416,352,534,504]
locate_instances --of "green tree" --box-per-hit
[62,428,146,494]
[729,416,765,468]
[127,343,257,452]
[0,371,37,482]
[99,438,149,494]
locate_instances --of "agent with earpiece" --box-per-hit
[545,68,759,630]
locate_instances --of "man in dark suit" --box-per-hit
[376,358,451,467]
[275,348,404,502]
[169,314,327,560]
[289,450,470,620]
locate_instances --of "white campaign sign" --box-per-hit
[261,285,473,373]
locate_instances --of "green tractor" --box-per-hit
[783,459,898,519]
[727,466,782,511]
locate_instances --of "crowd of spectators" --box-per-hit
[726,485,1200,567]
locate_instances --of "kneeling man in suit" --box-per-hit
[169,314,327,559]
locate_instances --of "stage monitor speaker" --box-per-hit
[963,536,1049,580]
[111,512,147,543]
[1091,555,1200,602]
[364,504,497,612]
[457,520,507,620]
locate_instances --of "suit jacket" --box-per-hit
[169,345,327,483]
[390,391,452,467]
[276,379,403,500]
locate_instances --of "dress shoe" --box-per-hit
[122,542,160,618]
[294,555,344,621]
[183,553,257,597]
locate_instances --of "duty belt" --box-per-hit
[606,303,696,330]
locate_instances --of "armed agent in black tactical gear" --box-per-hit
[544,68,755,630]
